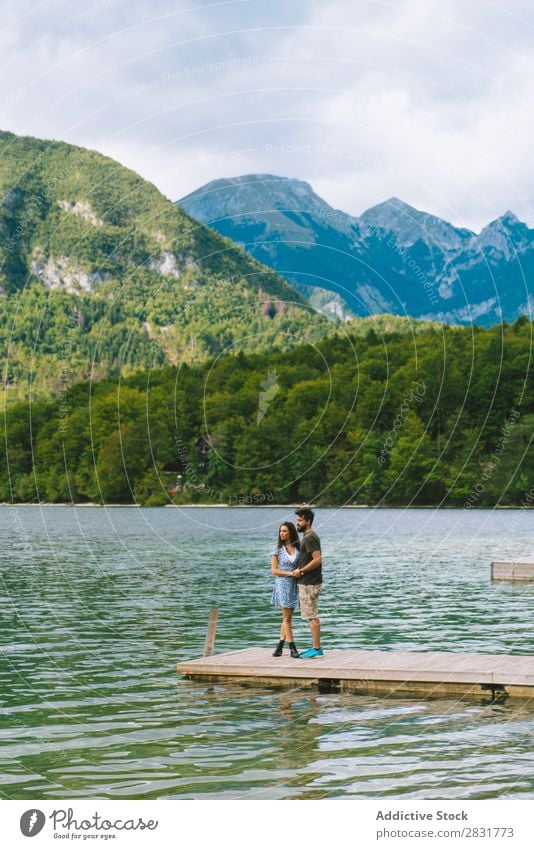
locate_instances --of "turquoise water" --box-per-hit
[1,505,534,799]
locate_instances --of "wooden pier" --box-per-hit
[491,559,534,581]
[177,647,534,699]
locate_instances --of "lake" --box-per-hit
[1,505,534,800]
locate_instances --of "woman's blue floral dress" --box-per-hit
[271,544,299,609]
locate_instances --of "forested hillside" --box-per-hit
[0,130,330,403]
[2,318,532,506]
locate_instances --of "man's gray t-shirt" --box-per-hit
[296,530,322,586]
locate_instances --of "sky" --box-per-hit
[2,0,534,230]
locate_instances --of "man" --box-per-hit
[293,507,323,658]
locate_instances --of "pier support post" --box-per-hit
[203,607,219,657]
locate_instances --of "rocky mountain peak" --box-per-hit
[180,173,332,222]
[359,197,474,251]
[477,210,532,258]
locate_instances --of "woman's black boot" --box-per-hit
[273,640,285,657]
[289,642,300,658]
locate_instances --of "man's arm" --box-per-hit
[295,550,321,578]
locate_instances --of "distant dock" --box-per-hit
[177,647,534,699]
[491,559,534,581]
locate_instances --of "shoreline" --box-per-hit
[1,502,532,510]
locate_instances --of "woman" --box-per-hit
[271,521,301,658]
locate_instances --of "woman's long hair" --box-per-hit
[277,521,300,551]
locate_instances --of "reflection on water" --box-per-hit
[1,506,534,799]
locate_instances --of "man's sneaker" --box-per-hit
[300,647,324,658]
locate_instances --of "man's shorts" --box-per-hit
[298,584,322,620]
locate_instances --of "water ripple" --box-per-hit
[1,506,534,799]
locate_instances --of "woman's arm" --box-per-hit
[271,554,295,577]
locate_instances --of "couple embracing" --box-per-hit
[270,507,323,659]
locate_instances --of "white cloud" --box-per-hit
[1,0,534,229]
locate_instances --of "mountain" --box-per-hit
[180,174,534,326]
[180,174,361,320]
[0,133,332,402]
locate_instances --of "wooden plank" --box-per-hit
[341,680,491,698]
[203,607,219,657]
[177,647,534,696]
[491,563,515,580]
[491,561,534,581]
